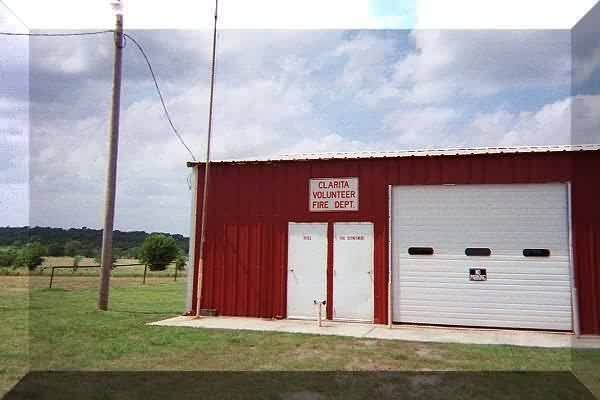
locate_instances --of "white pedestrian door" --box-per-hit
[287,223,328,320]
[333,222,374,322]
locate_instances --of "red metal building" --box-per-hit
[186,145,600,336]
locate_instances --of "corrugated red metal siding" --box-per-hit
[191,151,600,334]
[572,153,600,334]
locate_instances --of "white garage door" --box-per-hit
[392,183,573,331]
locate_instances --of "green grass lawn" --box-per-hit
[1,276,598,398]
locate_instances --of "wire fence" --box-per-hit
[41,263,182,288]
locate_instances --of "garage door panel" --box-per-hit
[392,183,573,331]
[398,286,572,298]
[399,268,571,278]
[396,259,571,271]
[397,314,572,330]
[396,228,569,243]
[400,300,573,311]
[399,292,572,306]
[396,263,571,279]
[398,311,573,324]
[397,280,573,293]
[398,308,573,320]
[398,280,572,290]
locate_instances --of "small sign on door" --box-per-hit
[469,268,487,281]
[338,235,365,241]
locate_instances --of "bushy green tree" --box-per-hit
[0,248,18,267]
[64,240,82,257]
[125,246,141,260]
[140,234,178,271]
[15,242,46,270]
[83,246,97,258]
[175,250,187,271]
[47,242,65,257]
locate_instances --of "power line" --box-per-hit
[0,30,114,36]
[123,33,197,161]
[0,29,198,161]
[0,0,31,30]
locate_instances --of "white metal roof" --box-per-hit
[189,144,600,165]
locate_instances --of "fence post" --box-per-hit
[49,267,55,289]
[174,264,178,282]
[143,264,147,285]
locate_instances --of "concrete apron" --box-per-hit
[148,316,600,349]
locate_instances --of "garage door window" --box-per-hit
[465,248,491,256]
[523,249,551,257]
[408,247,434,255]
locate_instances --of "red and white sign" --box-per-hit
[309,177,359,212]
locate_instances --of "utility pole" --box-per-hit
[196,0,218,318]
[98,1,124,311]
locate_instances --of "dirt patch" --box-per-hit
[344,357,384,371]
[356,339,379,347]
[415,346,447,361]
[0,276,31,296]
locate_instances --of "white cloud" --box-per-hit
[334,32,393,88]
[466,98,572,146]
[284,133,370,154]
[23,31,362,233]
[572,94,600,144]
[0,183,28,226]
[383,106,461,147]
[350,30,571,107]
[3,29,592,234]
[381,96,575,148]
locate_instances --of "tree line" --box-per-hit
[0,226,189,270]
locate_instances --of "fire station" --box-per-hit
[186,145,600,336]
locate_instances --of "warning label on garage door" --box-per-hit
[469,268,487,281]
[309,177,359,212]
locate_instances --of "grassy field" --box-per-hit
[1,276,598,398]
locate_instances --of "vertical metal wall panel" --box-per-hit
[274,221,287,318]
[192,151,600,333]
[237,224,248,316]
[248,223,259,317]
[202,227,213,310]
[572,154,600,334]
[258,223,271,318]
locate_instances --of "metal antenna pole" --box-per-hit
[196,0,218,317]
[98,4,124,311]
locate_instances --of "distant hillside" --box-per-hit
[0,226,189,258]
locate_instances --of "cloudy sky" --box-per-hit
[1,1,599,235]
